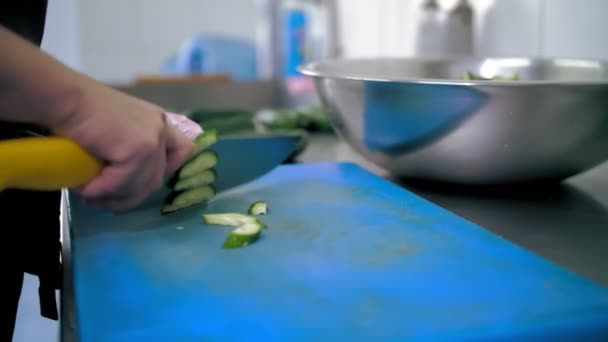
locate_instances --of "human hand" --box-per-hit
[52,81,195,211]
[164,111,203,139]
[0,26,199,211]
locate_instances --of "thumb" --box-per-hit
[165,112,203,140]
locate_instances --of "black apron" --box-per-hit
[0,2,61,340]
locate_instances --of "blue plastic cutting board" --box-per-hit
[67,162,608,341]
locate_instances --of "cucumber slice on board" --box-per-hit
[248,201,268,215]
[202,213,262,227]
[222,221,264,249]
[161,185,215,214]
[202,212,267,249]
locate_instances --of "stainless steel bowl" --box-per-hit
[299,57,608,184]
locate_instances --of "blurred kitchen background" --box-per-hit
[13,0,608,341]
[35,0,608,130]
[42,0,608,84]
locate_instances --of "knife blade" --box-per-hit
[208,134,301,192]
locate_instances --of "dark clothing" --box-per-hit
[0,1,47,44]
[0,1,50,139]
[0,2,62,341]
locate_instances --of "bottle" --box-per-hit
[444,0,474,56]
[413,0,446,58]
[254,0,337,107]
[259,0,333,106]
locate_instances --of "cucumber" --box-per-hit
[248,200,267,215]
[161,185,215,214]
[188,109,253,124]
[176,150,218,179]
[222,221,264,249]
[188,109,255,136]
[202,213,261,227]
[461,71,520,81]
[172,169,216,191]
[162,130,219,213]
[166,130,218,188]
[193,129,218,154]
[202,212,267,249]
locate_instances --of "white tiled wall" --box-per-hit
[337,0,608,61]
[41,0,81,71]
[75,0,256,84]
[474,0,544,57]
[542,0,608,59]
[41,0,608,84]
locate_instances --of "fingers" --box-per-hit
[77,121,169,210]
[77,165,140,200]
[78,156,166,210]
[85,188,152,212]
[78,163,147,199]
[81,163,165,211]
[76,112,194,213]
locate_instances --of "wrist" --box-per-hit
[43,76,85,134]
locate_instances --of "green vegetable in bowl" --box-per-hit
[187,109,256,136]
[254,105,333,133]
[462,71,520,81]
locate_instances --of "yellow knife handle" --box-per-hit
[0,136,103,191]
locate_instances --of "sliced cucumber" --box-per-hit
[172,169,216,191]
[165,130,218,189]
[193,129,219,154]
[222,221,264,249]
[176,150,218,179]
[248,200,268,215]
[202,213,260,227]
[188,109,255,135]
[203,212,267,249]
[161,185,215,214]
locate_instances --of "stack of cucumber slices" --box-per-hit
[162,129,220,214]
[203,200,268,249]
[162,129,269,249]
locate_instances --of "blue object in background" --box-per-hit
[161,33,258,81]
[281,9,308,77]
[68,162,608,341]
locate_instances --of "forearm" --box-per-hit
[0,25,83,129]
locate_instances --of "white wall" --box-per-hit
[542,0,608,59]
[76,0,256,84]
[474,0,545,57]
[41,0,81,71]
[337,0,608,61]
[42,0,608,84]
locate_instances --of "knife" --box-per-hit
[0,134,300,195]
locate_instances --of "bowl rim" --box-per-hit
[298,56,608,87]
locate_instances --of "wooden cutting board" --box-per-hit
[67,162,608,341]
